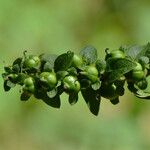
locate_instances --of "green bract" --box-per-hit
[100,83,118,100]
[2,43,150,116]
[136,78,148,90]
[63,75,80,93]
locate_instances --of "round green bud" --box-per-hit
[24,55,41,68]
[132,62,144,81]
[72,54,83,68]
[24,77,34,86]
[63,76,80,93]
[40,72,57,88]
[110,50,125,59]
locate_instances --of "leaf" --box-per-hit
[127,82,150,99]
[67,67,77,76]
[138,56,149,68]
[54,51,74,72]
[80,45,98,64]
[110,97,119,105]
[12,64,20,73]
[13,57,22,66]
[42,94,61,108]
[91,81,101,90]
[121,43,150,60]
[7,80,16,88]
[81,87,101,116]
[56,71,68,80]
[80,79,91,89]
[43,62,53,72]
[69,92,78,105]
[135,91,150,99]
[34,88,61,108]
[2,73,8,79]
[40,54,58,71]
[47,88,57,98]
[127,82,138,93]
[96,59,106,73]
[20,92,31,101]
[144,42,150,60]
[121,45,144,60]
[4,80,11,91]
[40,54,57,64]
[4,66,12,73]
[106,58,136,83]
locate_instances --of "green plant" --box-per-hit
[2,44,150,115]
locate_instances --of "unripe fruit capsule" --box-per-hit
[63,76,80,93]
[110,50,125,59]
[24,77,34,86]
[82,65,99,83]
[40,72,57,88]
[24,55,41,68]
[132,62,144,81]
[72,54,83,68]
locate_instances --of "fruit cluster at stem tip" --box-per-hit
[2,43,150,116]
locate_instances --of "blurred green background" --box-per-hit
[0,0,150,149]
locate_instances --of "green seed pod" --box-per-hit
[132,62,144,81]
[23,77,35,93]
[82,65,99,83]
[109,50,125,59]
[63,75,80,93]
[24,77,34,86]
[72,54,83,68]
[40,72,57,88]
[24,55,41,69]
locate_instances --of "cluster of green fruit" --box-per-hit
[2,44,150,115]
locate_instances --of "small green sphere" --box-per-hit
[72,54,83,68]
[132,62,144,81]
[110,50,125,59]
[63,76,80,93]
[24,55,41,68]
[40,72,57,88]
[24,77,34,86]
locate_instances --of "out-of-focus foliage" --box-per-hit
[0,0,150,149]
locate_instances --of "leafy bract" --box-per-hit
[80,45,97,64]
[54,51,74,72]
[106,58,136,83]
[40,54,58,71]
[96,59,106,73]
[34,88,61,108]
[135,91,150,99]
[121,43,150,61]
[4,80,11,91]
[81,87,101,116]
[20,92,31,101]
[69,92,78,105]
